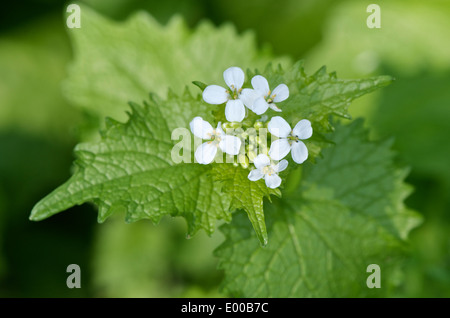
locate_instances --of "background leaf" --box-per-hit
[91,216,225,297]
[63,3,290,127]
[305,0,450,297]
[0,14,96,297]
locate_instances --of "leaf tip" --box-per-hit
[192,81,207,91]
[376,75,396,87]
[29,204,45,222]
[260,237,268,247]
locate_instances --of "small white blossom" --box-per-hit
[190,116,241,164]
[248,154,288,189]
[202,67,246,123]
[241,75,289,115]
[268,116,312,164]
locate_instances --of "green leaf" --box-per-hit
[215,120,422,297]
[192,81,207,91]
[30,93,231,236]
[212,164,280,246]
[63,3,289,125]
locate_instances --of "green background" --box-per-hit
[0,0,449,297]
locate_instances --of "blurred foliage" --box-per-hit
[92,217,224,297]
[374,70,450,297]
[305,0,450,297]
[0,11,95,296]
[307,0,450,77]
[0,131,96,297]
[0,0,449,297]
[0,16,79,141]
[82,0,336,58]
[373,71,450,184]
[208,0,338,59]
[62,4,288,127]
[82,0,206,26]
[0,188,5,279]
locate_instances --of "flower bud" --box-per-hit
[238,154,249,169]
[259,144,268,155]
[230,122,242,129]
[254,121,264,129]
[247,150,257,162]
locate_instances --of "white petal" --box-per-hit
[223,66,245,90]
[240,88,259,109]
[291,140,308,164]
[225,99,245,122]
[264,174,282,189]
[292,119,312,140]
[195,142,218,164]
[251,75,270,96]
[189,116,214,139]
[268,103,282,112]
[268,116,291,137]
[248,169,264,182]
[203,85,228,104]
[268,138,291,160]
[219,135,241,155]
[273,159,288,173]
[272,84,289,102]
[253,154,270,169]
[252,96,269,115]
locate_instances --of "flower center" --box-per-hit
[265,90,276,103]
[226,85,242,100]
[287,131,299,145]
[207,129,222,146]
[262,165,275,176]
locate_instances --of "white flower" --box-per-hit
[202,67,246,123]
[190,116,241,164]
[268,116,312,164]
[248,154,288,189]
[241,75,289,115]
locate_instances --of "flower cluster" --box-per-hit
[190,66,312,189]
